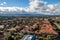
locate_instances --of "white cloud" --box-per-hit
[27,0,47,12]
[0,7,23,13]
[3,2,7,4]
[0,2,7,6]
[47,4,54,10]
[0,0,60,15]
[0,3,4,6]
[26,0,60,15]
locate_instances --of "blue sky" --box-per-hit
[21,0,60,7]
[15,0,60,7]
[0,0,29,7]
[43,0,60,4]
[0,0,60,15]
[0,0,21,7]
[0,0,60,7]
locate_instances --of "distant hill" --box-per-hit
[0,13,45,16]
[0,13,60,17]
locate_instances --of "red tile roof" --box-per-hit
[35,19,58,35]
